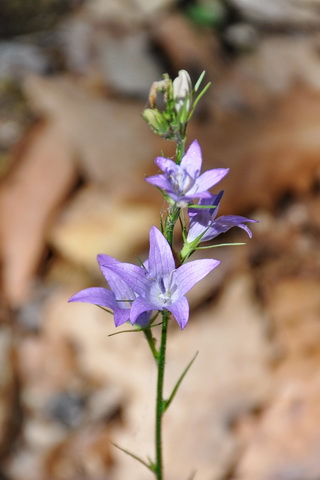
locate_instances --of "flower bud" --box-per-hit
[142,108,170,137]
[172,70,192,117]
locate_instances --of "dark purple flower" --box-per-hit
[146,140,229,207]
[187,192,257,243]
[68,255,150,328]
[101,226,219,330]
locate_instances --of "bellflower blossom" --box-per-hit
[101,226,219,330]
[68,255,150,328]
[187,191,257,243]
[146,140,229,207]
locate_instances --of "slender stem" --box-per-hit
[163,132,185,246]
[155,311,169,480]
[144,327,159,361]
[153,128,187,479]
[154,132,186,478]
[164,206,180,247]
[176,135,186,164]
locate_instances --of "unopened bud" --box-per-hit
[142,109,170,136]
[172,70,192,116]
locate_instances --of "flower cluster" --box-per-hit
[68,69,257,479]
[69,226,219,330]
[69,70,256,330]
[69,135,256,330]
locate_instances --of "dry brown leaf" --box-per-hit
[23,75,166,191]
[0,120,77,306]
[196,87,320,214]
[237,377,320,480]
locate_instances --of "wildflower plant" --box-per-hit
[69,69,256,479]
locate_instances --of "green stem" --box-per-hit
[164,206,180,247]
[163,131,186,246]
[155,311,169,480]
[176,135,186,164]
[144,327,159,361]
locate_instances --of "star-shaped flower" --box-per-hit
[146,140,229,207]
[100,226,219,330]
[68,255,150,328]
[187,191,257,244]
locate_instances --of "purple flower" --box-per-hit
[68,255,150,328]
[187,192,257,243]
[100,226,219,330]
[146,140,229,207]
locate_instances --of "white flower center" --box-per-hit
[148,271,178,308]
[168,168,197,196]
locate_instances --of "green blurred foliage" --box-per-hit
[185,0,227,28]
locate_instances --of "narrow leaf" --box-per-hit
[194,71,206,92]
[108,321,163,337]
[188,203,219,209]
[164,351,199,412]
[189,82,211,118]
[195,242,246,250]
[136,256,147,269]
[111,442,155,472]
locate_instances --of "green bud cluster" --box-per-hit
[142,70,210,143]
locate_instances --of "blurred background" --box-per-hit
[1,0,320,479]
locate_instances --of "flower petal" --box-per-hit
[130,297,155,324]
[167,296,189,329]
[182,191,212,203]
[101,263,149,297]
[145,174,172,191]
[98,254,135,301]
[113,308,131,327]
[188,191,224,219]
[175,259,220,296]
[97,254,119,266]
[195,168,229,193]
[180,140,202,178]
[202,216,257,241]
[135,312,151,328]
[68,287,116,308]
[187,192,224,242]
[155,156,177,173]
[186,221,207,243]
[148,226,175,277]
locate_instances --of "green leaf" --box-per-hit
[194,71,205,92]
[188,82,211,119]
[187,203,219,209]
[195,242,246,250]
[108,321,163,337]
[111,442,155,472]
[164,351,199,412]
